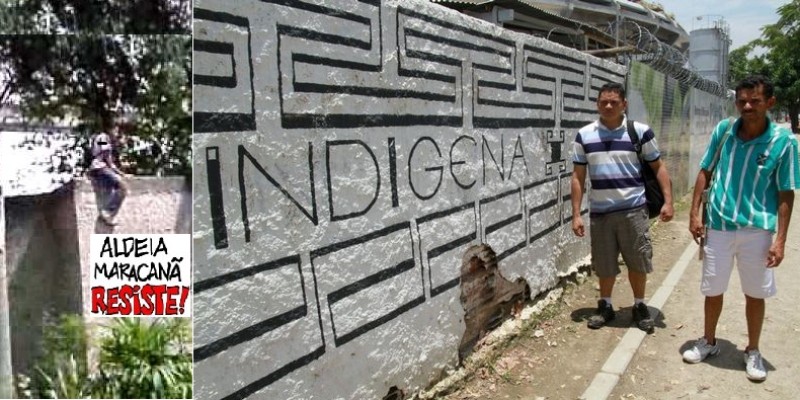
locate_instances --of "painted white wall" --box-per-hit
[192,0,624,398]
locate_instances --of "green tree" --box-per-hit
[0,34,191,175]
[728,43,761,85]
[0,0,190,35]
[730,0,800,133]
[0,1,191,175]
[761,0,800,133]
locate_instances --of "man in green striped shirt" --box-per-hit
[682,75,800,381]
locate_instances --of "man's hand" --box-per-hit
[659,203,674,222]
[572,216,585,237]
[767,242,785,268]
[689,213,704,245]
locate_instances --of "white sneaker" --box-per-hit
[744,349,767,381]
[682,337,720,363]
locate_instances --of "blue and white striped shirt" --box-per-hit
[572,117,661,215]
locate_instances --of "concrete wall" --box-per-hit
[4,176,190,380]
[5,184,82,377]
[192,0,624,398]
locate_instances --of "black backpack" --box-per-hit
[627,120,665,219]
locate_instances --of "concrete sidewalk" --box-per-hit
[433,190,799,400]
[595,195,800,399]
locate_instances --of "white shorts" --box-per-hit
[701,228,776,298]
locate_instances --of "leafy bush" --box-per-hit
[94,318,192,399]
[17,315,192,399]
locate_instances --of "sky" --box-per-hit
[664,0,787,50]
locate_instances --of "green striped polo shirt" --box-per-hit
[700,117,800,232]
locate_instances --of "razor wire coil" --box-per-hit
[607,21,728,97]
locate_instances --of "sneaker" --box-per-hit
[587,299,615,329]
[744,349,767,381]
[632,303,654,333]
[682,337,720,363]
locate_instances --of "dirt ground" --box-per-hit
[429,202,696,400]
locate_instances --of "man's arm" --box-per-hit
[689,169,711,244]
[571,164,587,237]
[767,190,794,267]
[648,158,674,222]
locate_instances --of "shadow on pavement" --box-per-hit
[569,305,666,332]
[678,338,776,376]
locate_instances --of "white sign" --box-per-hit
[89,234,191,317]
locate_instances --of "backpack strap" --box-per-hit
[627,119,641,155]
[707,117,735,173]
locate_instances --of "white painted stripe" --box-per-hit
[733,145,754,223]
[580,239,699,400]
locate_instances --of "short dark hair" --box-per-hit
[598,82,626,100]
[735,75,774,99]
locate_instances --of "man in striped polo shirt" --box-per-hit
[683,75,800,382]
[571,82,674,333]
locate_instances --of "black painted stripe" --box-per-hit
[523,174,560,190]
[400,7,515,47]
[473,117,556,129]
[430,277,460,297]
[522,86,553,96]
[312,222,411,258]
[480,187,520,205]
[262,0,371,25]
[195,255,301,293]
[478,80,515,91]
[194,305,306,362]
[405,49,462,67]
[524,43,583,64]
[564,92,585,101]
[328,259,415,304]
[334,295,425,346]
[206,147,228,249]
[561,120,592,129]
[418,201,475,224]
[528,57,583,75]
[497,240,527,262]
[194,112,255,133]
[526,72,557,82]
[405,27,511,57]
[194,40,237,88]
[282,113,462,129]
[428,232,476,260]
[293,82,455,102]
[485,213,522,237]
[194,8,249,26]
[219,346,325,400]
[562,106,596,114]
[473,62,512,74]
[478,97,550,110]
[293,53,380,72]
[528,198,559,216]
[278,24,370,50]
[591,63,625,78]
[530,220,562,243]
[398,66,457,83]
